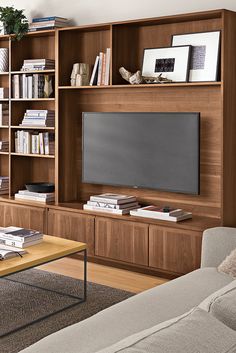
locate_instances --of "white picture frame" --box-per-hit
[172,31,221,82]
[142,46,191,82]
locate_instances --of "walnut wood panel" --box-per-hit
[0,202,46,232]
[95,217,148,265]
[149,225,202,274]
[60,86,222,218]
[47,209,95,255]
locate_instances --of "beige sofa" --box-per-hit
[20,227,236,353]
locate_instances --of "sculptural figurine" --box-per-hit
[119,67,172,85]
[71,63,90,86]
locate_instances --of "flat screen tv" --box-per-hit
[82,112,200,195]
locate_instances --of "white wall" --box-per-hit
[0,0,236,25]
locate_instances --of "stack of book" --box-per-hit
[89,48,111,86]
[0,87,9,99]
[83,193,140,215]
[130,206,192,222]
[20,110,55,127]
[0,176,9,195]
[0,141,9,152]
[15,190,55,204]
[12,74,54,99]
[29,16,69,32]
[0,103,9,126]
[15,131,55,155]
[21,59,55,71]
[0,226,43,248]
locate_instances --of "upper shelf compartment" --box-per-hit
[58,25,111,86]
[112,12,223,85]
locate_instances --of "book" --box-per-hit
[135,205,184,217]
[105,48,111,85]
[97,52,104,86]
[0,245,26,260]
[0,233,42,243]
[1,238,43,248]
[130,209,192,222]
[18,190,55,198]
[0,87,9,99]
[89,56,99,86]
[83,204,139,215]
[15,194,55,203]
[32,16,68,23]
[90,193,137,205]
[0,226,42,241]
[87,200,139,209]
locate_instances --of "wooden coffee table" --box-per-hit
[0,235,87,337]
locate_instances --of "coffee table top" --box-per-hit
[0,235,87,277]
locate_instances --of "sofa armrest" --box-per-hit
[201,227,236,268]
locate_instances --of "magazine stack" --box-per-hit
[130,205,192,222]
[0,226,43,249]
[83,193,140,215]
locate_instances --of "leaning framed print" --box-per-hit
[142,45,191,82]
[172,31,221,82]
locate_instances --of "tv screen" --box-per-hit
[82,112,200,194]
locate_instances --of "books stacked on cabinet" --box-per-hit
[21,59,55,71]
[0,103,9,126]
[0,226,43,248]
[0,176,9,195]
[130,205,192,222]
[15,190,55,204]
[12,74,54,99]
[15,131,55,155]
[20,110,55,127]
[29,17,69,32]
[83,193,140,215]
[90,48,111,86]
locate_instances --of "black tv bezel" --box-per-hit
[82,112,200,195]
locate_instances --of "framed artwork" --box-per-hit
[172,31,221,82]
[142,45,191,82]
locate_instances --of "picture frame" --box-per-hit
[142,45,191,83]
[172,31,221,82]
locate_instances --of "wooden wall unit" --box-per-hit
[0,9,236,277]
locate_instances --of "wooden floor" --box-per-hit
[40,258,168,293]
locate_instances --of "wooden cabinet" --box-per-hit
[95,217,148,266]
[149,225,202,274]
[0,202,46,233]
[47,209,95,255]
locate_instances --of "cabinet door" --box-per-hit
[0,203,46,233]
[149,225,202,274]
[47,209,95,255]
[95,217,148,266]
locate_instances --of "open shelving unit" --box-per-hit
[0,9,235,278]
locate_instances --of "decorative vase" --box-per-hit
[0,48,9,72]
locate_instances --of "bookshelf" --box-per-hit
[0,9,235,278]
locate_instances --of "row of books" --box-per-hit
[0,141,9,152]
[29,16,69,32]
[0,176,9,195]
[20,110,55,127]
[12,74,54,99]
[21,59,55,71]
[0,226,43,249]
[15,190,55,204]
[15,131,55,155]
[90,48,111,86]
[83,193,140,215]
[0,87,9,99]
[0,103,9,126]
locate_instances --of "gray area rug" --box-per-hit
[0,269,133,353]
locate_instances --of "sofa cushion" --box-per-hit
[218,248,236,278]
[96,308,236,353]
[19,268,233,353]
[199,280,236,330]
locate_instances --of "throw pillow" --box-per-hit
[218,248,236,277]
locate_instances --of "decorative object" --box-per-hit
[0,269,133,353]
[142,46,191,82]
[0,6,28,40]
[0,48,8,72]
[172,31,221,82]
[218,248,236,278]
[71,63,90,86]
[25,182,55,193]
[119,67,172,85]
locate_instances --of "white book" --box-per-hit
[105,48,111,85]
[130,209,192,222]
[44,132,49,154]
[134,206,184,217]
[0,233,42,243]
[83,204,139,215]
[15,194,54,203]
[27,75,33,99]
[87,200,139,210]
[89,56,99,86]
[0,245,26,260]
[39,132,44,154]
[90,193,136,205]
[22,74,27,99]
[97,52,104,86]
[2,238,43,248]
[18,190,55,198]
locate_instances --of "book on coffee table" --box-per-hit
[0,245,26,260]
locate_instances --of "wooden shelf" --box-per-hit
[11,126,55,130]
[0,98,9,101]
[0,151,9,155]
[11,98,55,101]
[11,70,55,75]
[0,126,9,129]
[11,153,55,158]
[0,72,9,75]
[59,82,222,90]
